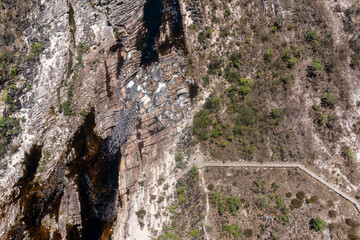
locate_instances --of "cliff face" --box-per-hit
[1,0,360,239]
[0,0,191,239]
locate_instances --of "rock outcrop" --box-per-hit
[0,0,192,239]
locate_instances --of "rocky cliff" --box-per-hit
[0,0,193,239]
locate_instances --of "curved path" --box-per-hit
[175,154,360,213]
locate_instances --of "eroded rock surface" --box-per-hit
[0,0,191,239]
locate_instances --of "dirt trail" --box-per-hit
[176,154,360,213]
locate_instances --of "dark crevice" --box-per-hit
[66,50,74,79]
[136,118,144,162]
[109,42,125,79]
[137,0,164,66]
[67,110,121,240]
[8,145,66,240]
[68,2,76,48]
[188,82,198,103]
[7,109,122,240]
[16,144,42,189]
[159,0,187,55]
[66,224,81,240]
[104,61,113,97]
[137,0,187,66]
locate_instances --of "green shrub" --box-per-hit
[262,33,269,41]
[271,181,280,191]
[264,49,273,64]
[306,29,317,41]
[320,114,328,125]
[348,232,360,240]
[0,116,20,156]
[218,204,226,215]
[296,191,305,200]
[284,48,292,58]
[176,160,186,169]
[175,153,183,162]
[309,58,323,71]
[58,100,73,115]
[222,225,242,238]
[205,29,212,38]
[198,29,212,43]
[208,183,214,191]
[204,96,220,111]
[294,46,305,57]
[196,129,209,141]
[270,108,281,119]
[193,110,211,140]
[323,93,338,107]
[189,165,199,179]
[230,51,242,68]
[177,187,184,194]
[221,141,229,148]
[27,42,44,61]
[178,194,185,204]
[10,67,18,76]
[220,27,230,38]
[345,218,359,228]
[77,42,88,55]
[190,228,200,238]
[198,31,206,43]
[239,84,251,97]
[208,56,223,74]
[211,126,222,138]
[239,78,250,85]
[287,57,297,68]
[271,25,277,33]
[276,195,285,208]
[79,109,87,116]
[290,198,303,209]
[271,230,277,239]
[244,229,253,238]
[281,74,293,84]
[286,192,292,198]
[224,69,240,82]
[306,196,318,204]
[224,9,231,18]
[343,146,356,159]
[227,195,242,215]
[310,217,327,231]
[135,209,146,220]
[32,43,44,53]
[211,191,222,206]
[233,125,244,135]
[237,105,255,126]
[257,196,269,210]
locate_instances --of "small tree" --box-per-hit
[264,49,273,64]
[323,93,338,107]
[257,196,269,210]
[310,217,327,231]
[135,209,146,220]
[306,29,317,41]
